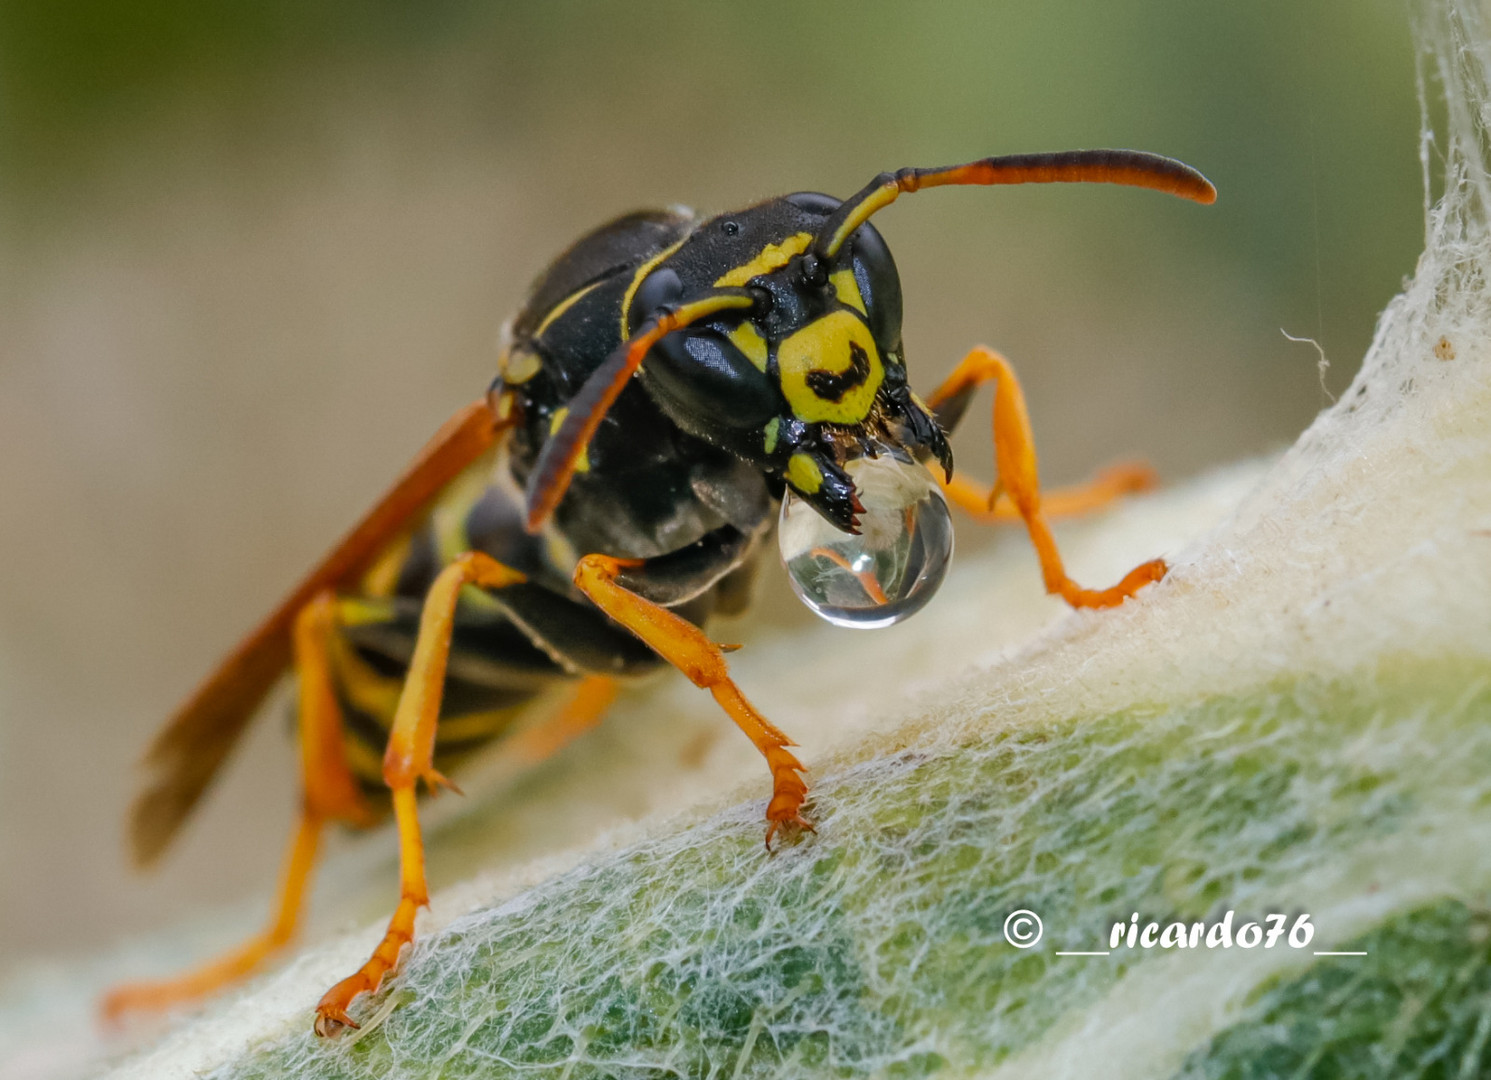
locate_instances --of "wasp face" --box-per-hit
[633,193,951,533]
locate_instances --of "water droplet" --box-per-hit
[778,453,953,628]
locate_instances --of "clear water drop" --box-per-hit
[778,453,953,628]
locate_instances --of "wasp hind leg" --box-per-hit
[102,592,376,1023]
[489,674,619,773]
[923,345,1166,608]
[573,554,811,850]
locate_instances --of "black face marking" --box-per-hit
[806,340,872,402]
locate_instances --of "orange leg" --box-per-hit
[314,552,525,1037]
[573,554,810,849]
[924,346,1167,608]
[811,547,891,605]
[941,462,1157,525]
[500,675,619,767]
[102,593,374,1022]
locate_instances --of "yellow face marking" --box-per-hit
[713,232,813,289]
[776,310,885,424]
[620,238,689,338]
[549,407,590,473]
[728,320,770,372]
[831,268,867,315]
[787,452,823,494]
[501,347,543,385]
[763,416,780,455]
[533,279,604,339]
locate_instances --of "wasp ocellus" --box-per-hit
[103,149,1215,1035]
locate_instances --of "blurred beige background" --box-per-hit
[0,0,1423,973]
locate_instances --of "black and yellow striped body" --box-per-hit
[316,208,779,802]
[317,194,960,804]
[315,190,961,806]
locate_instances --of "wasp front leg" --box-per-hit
[103,592,376,1023]
[573,554,811,849]
[924,345,1166,608]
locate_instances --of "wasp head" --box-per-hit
[631,192,951,533]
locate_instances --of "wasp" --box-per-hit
[103,149,1215,1035]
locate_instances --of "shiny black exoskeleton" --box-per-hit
[332,190,953,791]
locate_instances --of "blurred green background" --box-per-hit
[0,0,1423,974]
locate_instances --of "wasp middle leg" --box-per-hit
[312,551,534,1036]
[923,345,1167,608]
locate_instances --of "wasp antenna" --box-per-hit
[816,149,1217,258]
[524,289,757,533]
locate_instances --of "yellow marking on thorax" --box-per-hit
[776,309,885,424]
[549,407,590,473]
[491,386,517,422]
[831,268,867,315]
[728,320,770,371]
[359,533,413,598]
[713,232,813,288]
[500,347,543,385]
[787,452,824,494]
[431,465,498,565]
[620,238,690,338]
[533,279,605,339]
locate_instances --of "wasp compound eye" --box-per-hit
[628,267,683,328]
[778,453,952,628]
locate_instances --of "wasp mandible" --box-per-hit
[103,149,1215,1035]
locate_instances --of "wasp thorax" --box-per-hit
[778,452,953,629]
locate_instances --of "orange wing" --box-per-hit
[129,399,509,868]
